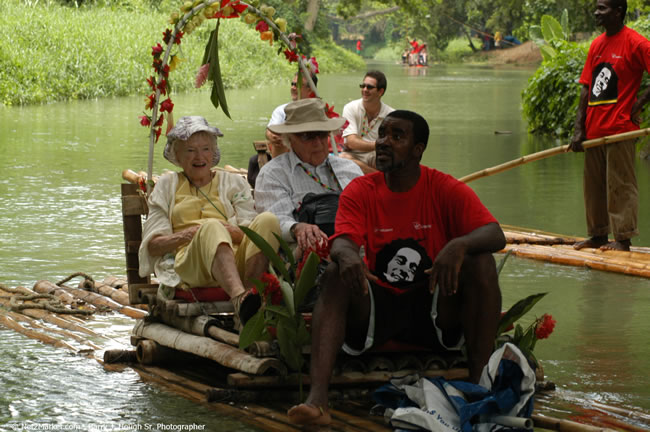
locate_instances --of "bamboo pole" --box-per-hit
[532,414,617,432]
[459,128,650,183]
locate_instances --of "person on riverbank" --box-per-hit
[138,116,280,326]
[254,98,362,253]
[246,72,319,189]
[287,110,505,426]
[570,0,650,252]
[340,70,394,174]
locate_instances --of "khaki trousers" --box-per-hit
[174,212,280,288]
[583,139,638,241]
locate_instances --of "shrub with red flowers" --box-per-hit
[237,226,323,382]
[496,292,556,368]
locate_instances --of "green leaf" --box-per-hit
[294,252,319,309]
[561,9,569,40]
[274,232,296,275]
[540,45,557,61]
[496,250,512,276]
[206,19,231,119]
[296,316,311,346]
[498,292,547,335]
[514,323,523,342]
[239,225,291,282]
[541,15,564,42]
[280,279,295,316]
[238,309,266,349]
[277,318,304,371]
[265,304,292,318]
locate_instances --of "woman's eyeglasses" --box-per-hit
[359,83,377,90]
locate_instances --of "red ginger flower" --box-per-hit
[162,29,183,45]
[296,241,330,279]
[260,272,283,305]
[535,314,556,339]
[195,63,210,88]
[145,94,156,110]
[139,115,151,127]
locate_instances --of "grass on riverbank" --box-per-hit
[0,0,363,106]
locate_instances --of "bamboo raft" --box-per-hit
[501,225,650,279]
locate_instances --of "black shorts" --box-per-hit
[342,281,463,355]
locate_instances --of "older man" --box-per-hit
[254,98,362,252]
[340,70,394,174]
[287,110,505,426]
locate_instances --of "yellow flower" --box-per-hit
[169,11,180,25]
[181,1,193,13]
[169,55,183,72]
[274,18,287,33]
[244,13,257,25]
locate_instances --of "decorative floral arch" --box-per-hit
[139,0,337,192]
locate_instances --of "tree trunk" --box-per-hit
[304,0,320,32]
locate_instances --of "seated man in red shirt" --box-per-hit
[287,110,506,426]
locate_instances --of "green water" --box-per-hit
[1,63,649,429]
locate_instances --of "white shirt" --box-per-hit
[254,152,363,242]
[267,103,289,127]
[341,98,395,141]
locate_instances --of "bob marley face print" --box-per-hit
[589,62,618,105]
[375,238,432,289]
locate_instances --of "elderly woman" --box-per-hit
[138,116,280,325]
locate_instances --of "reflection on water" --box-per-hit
[1,63,649,428]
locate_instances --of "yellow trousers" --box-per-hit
[174,212,280,288]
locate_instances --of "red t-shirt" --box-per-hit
[580,26,650,139]
[333,166,498,295]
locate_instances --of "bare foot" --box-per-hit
[573,236,608,250]
[287,403,331,426]
[600,239,631,251]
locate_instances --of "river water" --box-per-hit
[1,62,650,430]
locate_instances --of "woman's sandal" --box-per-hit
[231,289,261,328]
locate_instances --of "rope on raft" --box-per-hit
[0,278,95,316]
[56,272,95,290]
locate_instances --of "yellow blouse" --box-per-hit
[171,173,228,232]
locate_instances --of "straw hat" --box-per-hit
[164,116,223,167]
[267,98,345,134]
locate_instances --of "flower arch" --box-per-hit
[139,0,335,192]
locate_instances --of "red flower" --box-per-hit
[296,242,330,279]
[145,94,156,110]
[157,79,168,96]
[260,272,282,305]
[284,49,299,63]
[154,114,164,127]
[139,115,151,127]
[152,58,163,73]
[151,43,163,58]
[302,55,319,74]
[324,103,339,118]
[214,0,248,18]
[535,314,556,339]
[154,127,162,142]
[146,76,156,91]
[160,98,174,113]
[174,31,184,44]
[162,29,172,45]
[255,20,269,32]
[161,64,170,78]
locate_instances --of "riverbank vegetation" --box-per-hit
[0,0,363,106]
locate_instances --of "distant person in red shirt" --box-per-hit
[287,110,505,426]
[570,0,650,251]
[356,39,362,54]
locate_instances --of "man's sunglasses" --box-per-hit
[359,83,377,90]
[296,131,329,141]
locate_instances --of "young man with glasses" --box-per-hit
[340,70,394,174]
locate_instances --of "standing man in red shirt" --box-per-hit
[570,0,650,251]
[287,110,506,426]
